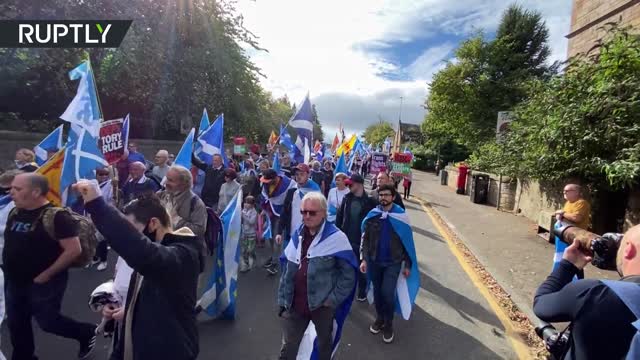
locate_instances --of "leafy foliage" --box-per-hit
[363,121,395,146]
[0,0,303,143]
[422,4,556,149]
[470,26,640,190]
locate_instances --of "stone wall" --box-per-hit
[513,179,565,226]
[0,130,184,171]
[443,166,517,211]
[568,0,640,57]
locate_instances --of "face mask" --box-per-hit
[143,224,157,242]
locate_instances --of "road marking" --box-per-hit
[416,197,533,360]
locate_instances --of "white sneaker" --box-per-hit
[97,262,108,271]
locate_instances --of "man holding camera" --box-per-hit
[533,225,640,359]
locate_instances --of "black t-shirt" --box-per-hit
[3,204,79,282]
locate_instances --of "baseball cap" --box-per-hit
[344,173,365,186]
[260,169,278,183]
[295,163,310,173]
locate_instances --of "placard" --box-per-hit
[369,153,388,174]
[99,118,126,164]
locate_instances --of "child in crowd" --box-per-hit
[240,196,258,272]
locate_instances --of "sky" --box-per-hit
[235,0,573,138]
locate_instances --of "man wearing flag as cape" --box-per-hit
[278,192,357,360]
[260,169,297,273]
[360,183,420,344]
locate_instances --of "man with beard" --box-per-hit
[156,166,207,238]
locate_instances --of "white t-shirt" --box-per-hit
[327,187,350,223]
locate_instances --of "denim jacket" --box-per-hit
[277,225,356,311]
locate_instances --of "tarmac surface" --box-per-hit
[0,184,522,359]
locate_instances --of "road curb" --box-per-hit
[413,195,546,359]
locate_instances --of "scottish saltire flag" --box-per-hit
[194,109,211,159]
[279,124,295,153]
[198,189,243,319]
[34,125,64,165]
[281,221,357,359]
[552,222,580,282]
[261,175,296,217]
[330,152,349,189]
[60,61,102,137]
[273,152,281,174]
[262,213,272,241]
[362,204,420,320]
[193,109,211,194]
[198,114,228,166]
[174,128,195,169]
[288,95,314,164]
[60,127,108,201]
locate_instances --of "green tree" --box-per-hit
[0,0,298,143]
[470,26,640,190]
[422,4,555,149]
[363,121,395,146]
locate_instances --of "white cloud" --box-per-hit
[235,0,573,136]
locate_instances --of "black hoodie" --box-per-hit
[85,197,202,360]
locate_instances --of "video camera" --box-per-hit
[535,321,570,360]
[552,222,623,271]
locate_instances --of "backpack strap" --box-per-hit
[40,207,67,240]
[602,280,640,359]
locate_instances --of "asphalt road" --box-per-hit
[0,197,519,359]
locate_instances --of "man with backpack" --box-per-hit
[4,173,97,359]
[533,224,640,359]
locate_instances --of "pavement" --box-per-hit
[0,190,523,359]
[410,169,618,323]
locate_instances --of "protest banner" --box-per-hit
[390,152,412,176]
[99,118,126,164]
[369,152,388,174]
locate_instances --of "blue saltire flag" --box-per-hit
[261,175,296,217]
[34,125,64,166]
[279,124,296,154]
[194,108,211,161]
[174,128,195,170]
[288,95,314,164]
[194,109,211,195]
[316,143,325,162]
[60,127,108,204]
[600,280,640,360]
[60,61,102,137]
[281,221,358,359]
[552,221,579,281]
[262,213,272,241]
[198,189,243,319]
[273,152,281,174]
[361,204,420,320]
[198,114,228,167]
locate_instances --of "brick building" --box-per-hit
[567,0,640,57]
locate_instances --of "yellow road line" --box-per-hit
[416,197,533,360]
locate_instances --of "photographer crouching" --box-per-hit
[533,224,640,359]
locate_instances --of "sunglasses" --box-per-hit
[300,210,319,216]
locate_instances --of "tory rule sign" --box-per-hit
[99,118,126,164]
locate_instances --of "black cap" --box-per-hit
[345,173,365,185]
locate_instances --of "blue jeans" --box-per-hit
[368,260,401,324]
[5,271,95,360]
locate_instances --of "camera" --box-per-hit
[552,222,623,270]
[535,321,570,359]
